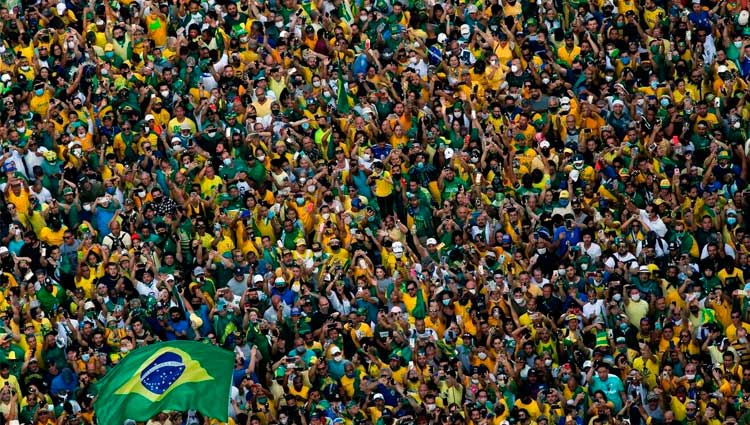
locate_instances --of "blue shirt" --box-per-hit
[589,374,625,412]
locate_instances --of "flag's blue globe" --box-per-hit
[140,352,186,395]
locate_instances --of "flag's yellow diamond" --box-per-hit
[114,347,214,402]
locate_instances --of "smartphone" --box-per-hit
[365,39,370,50]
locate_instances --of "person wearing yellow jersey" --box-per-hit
[369,161,394,215]
[557,33,581,67]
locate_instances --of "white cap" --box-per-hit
[539,140,550,149]
[165,274,175,282]
[444,147,455,159]
[95,19,105,26]
[467,4,478,13]
[252,274,264,284]
[437,33,448,44]
[330,346,342,356]
[144,114,155,122]
[373,393,384,400]
[0,247,8,255]
[84,301,96,310]
[0,74,11,84]
[390,306,402,314]
[460,24,471,38]
[570,169,580,181]
[639,265,650,273]
[37,146,48,153]
[582,360,593,369]
[717,65,729,73]
[426,238,437,246]
[392,241,404,253]
[279,30,289,38]
[612,99,625,107]
[56,2,66,14]
[171,136,182,144]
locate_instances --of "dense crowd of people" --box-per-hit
[0,0,747,425]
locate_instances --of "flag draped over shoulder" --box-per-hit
[94,341,234,425]
[337,60,351,114]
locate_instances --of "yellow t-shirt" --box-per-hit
[373,171,394,197]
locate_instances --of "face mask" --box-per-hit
[17,127,25,133]
[81,354,90,362]
[323,90,331,98]
[468,289,476,295]
[511,65,519,73]
[313,81,321,87]
[613,293,622,302]
[256,154,266,161]
[207,130,217,138]
[35,89,44,96]
[728,217,737,226]
[605,75,614,82]
[442,299,451,306]
[223,157,232,166]
[544,359,552,367]
[559,199,568,207]
[362,154,371,161]
[514,296,525,304]
[453,111,462,118]
[537,248,546,255]
[160,90,170,97]
[296,346,306,354]
[621,57,630,65]
[426,403,437,411]
[660,99,669,107]
[685,373,696,380]
[276,21,283,28]
[735,41,743,48]
[693,292,702,299]
[631,294,640,302]
[542,77,550,85]
[360,14,368,21]
[83,203,92,211]
[68,41,76,49]
[296,197,305,205]
[651,81,658,89]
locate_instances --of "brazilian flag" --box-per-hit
[94,341,234,425]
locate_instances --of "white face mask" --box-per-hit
[360,14,368,21]
[137,190,146,197]
[542,77,550,85]
[160,90,170,97]
[477,352,487,360]
[453,111,462,118]
[735,41,743,48]
[307,185,316,193]
[323,91,331,98]
[631,294,640,302]
[511,65,519,73]
[613,293,622,302]
[256,154,265,161]
[544,359,552,367]
[605,75,614,82]
[313,81,321,87]
[362,154,371,161]
[68,41,76,49]
[322,213,330,220]
[276,21,283,28]
[17,127,25,133]
[537,248,546,255]
[83,203,92,211]
[685,373,696,380]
